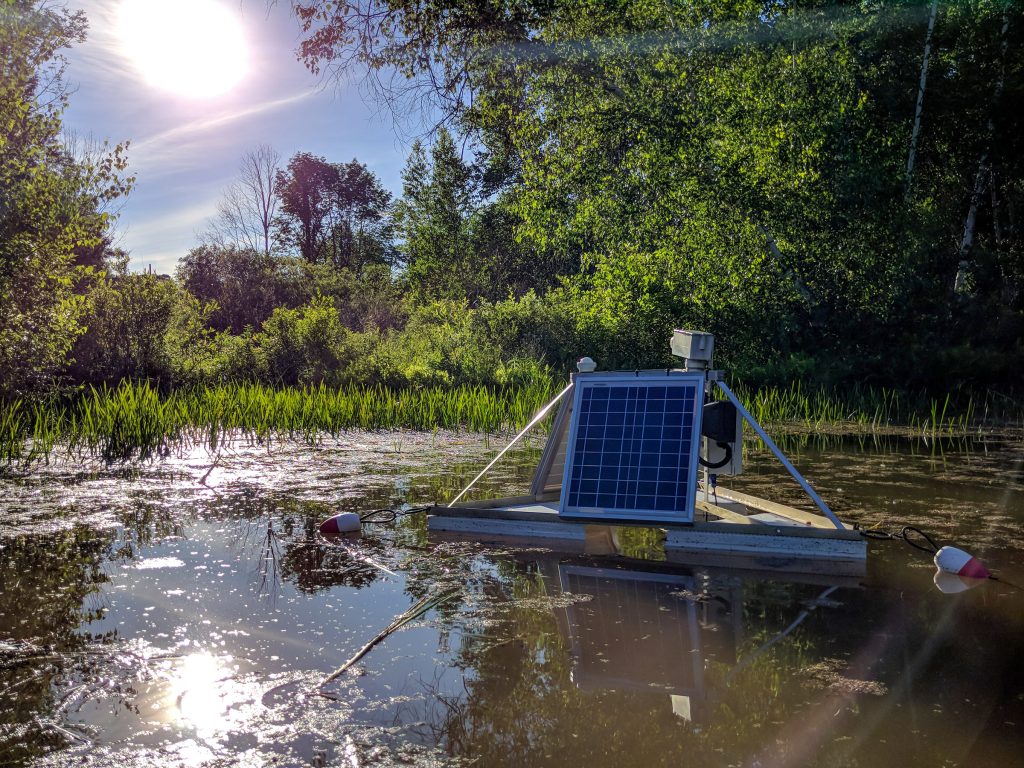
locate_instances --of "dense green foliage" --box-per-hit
[0,0,130,396]
[291,0,1024,392]
[275,153,394,268]
[3,0,1023,440]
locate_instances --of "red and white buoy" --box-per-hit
[934,545,991,580]
[318,512,361,535]
[933,570,987,594]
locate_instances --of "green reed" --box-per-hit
[0,380,558,465]
[724,381,1016,437]
[1,379,1018,467]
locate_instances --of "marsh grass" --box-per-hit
[1,379,1018,467]
[0,381,557,465]
[725,381,1018,437]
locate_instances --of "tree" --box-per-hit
[275,153,393,270]
[275,152,337,263]
[395,129,482,302]
[176,244,285,333]
[63,130,132,272]
[67,273,178,384]
[1,0,132,396]
[205,145,281,257]
[253,296,355,385]
[292,0,536,132]
[326,159,393,271]
[291,0,1024,390]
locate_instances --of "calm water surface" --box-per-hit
[1,432,1023,767]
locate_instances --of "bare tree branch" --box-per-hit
[204,145,282,256]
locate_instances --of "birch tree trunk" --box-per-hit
[755,222,814,305]
[955,9,1010,290]
[905,0,939,200]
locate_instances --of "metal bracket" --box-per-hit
[716,380,845,530]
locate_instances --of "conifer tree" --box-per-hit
[396,129,484,303]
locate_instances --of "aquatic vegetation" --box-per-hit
[0,381,558,465]
[0,379,1017,468]
[725,382,1016,438]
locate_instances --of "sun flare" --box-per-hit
[117,0,248,99]
[164,652,253,739]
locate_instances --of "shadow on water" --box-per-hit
[0,430,1022,766]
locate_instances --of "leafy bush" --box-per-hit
[253,297,353,385]
[68,273,178,384]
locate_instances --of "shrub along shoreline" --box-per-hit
[1,380,1019,468]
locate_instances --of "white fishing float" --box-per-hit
[934,545,991,580]
[319,512,361,535]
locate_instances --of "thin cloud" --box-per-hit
[133,90,314,154]
[124,197,219,238]
[70,0,128,79]
[120,196,221,272]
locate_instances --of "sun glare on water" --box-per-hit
[163,652,257,742]
[117,0,248,98]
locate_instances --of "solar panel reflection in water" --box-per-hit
[559,372,704,523]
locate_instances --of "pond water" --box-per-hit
[1,432,1023,767]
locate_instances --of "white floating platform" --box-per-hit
[428,495,866,576]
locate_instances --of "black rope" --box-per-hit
[989,575,1024,592]
[900,526,940,554]
[854,523,1024,590]
[358,505,432,524]
[853,523,939,554]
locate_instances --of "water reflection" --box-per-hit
[1,432,1023,767]
[552,564,717,720]
[933,570,988,594]
[433,545,1024,767]
[278,539,382,592]
[167,652,239,737]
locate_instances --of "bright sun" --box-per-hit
[117,0,248,99]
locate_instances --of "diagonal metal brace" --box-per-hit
[716,381,845,530]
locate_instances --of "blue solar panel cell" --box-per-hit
[559,373,704,523]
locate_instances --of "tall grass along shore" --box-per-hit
[0,381,556,464]
[1,380,1018,467]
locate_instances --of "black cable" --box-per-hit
[699,441,733,469]
[358,505,431,524]
[899,526,939,554]
[854,523,1022,588]
[853,522,938,553]
[988,575,1024,592]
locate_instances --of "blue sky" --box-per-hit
[63,0,419,274]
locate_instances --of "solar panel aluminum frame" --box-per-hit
[558,370,705,524]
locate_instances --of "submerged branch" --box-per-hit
[317,587,460,689]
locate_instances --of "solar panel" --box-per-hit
[559,372,704,523]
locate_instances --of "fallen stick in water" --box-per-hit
[328,537,398,577]
[317,587,460,690]
[198,452,222,485]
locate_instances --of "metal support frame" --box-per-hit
[448,381,575,507]
[528,392,574,498]
[716,381,845,530]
